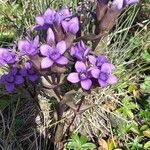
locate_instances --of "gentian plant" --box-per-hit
[0,0,139,149]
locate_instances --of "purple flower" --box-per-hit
[46,28,55,44]
[98,0,109,4]
[18,35,39,56]
[111,0,139,10]
[91,63,117,87]
[70,41,91,61]
[0,48,16,66]
[61,17,79,35]
[0,67,24,92]
[123,0,139,6]
[20,61,39,82]
[40,41,68,69]
[88,55,108,68]
[67,61,92,90]
[33,8,56,30]
[54,8,71,24]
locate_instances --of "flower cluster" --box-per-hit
[67,56,117,90]
[0,0,139,92]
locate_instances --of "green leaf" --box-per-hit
[81,143,96,149]
[141,76,150,93]
[144,141,150,149]
[142,49,150,62]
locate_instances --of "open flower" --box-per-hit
[70,41,91,61]
[18,35,39,56]
[33,8,56,30]
[67,61,92,90]
[88,55,108,68]
[0,67,24,92]
[111,0,139,10]
[20,61,39,82]
[61,17,79,35]
[123,0,139,6]
[40,41,68,69]
[54,8,71,24]
[91,63,117,87]
[0,48,16,66]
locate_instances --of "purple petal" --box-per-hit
[56,56,68,65]
[40,44,52,56]
[18,40,30,54]
[90,68,100,78]
[19,68,27,76]
[56,41,66,54]
[61,20,68,32]
[88,55,97,66]
[70,46,76,56]
[81,79,92,90]
[124,0,139,6]
[35,16,45,26]
[75,61,86,72]
[107,75,118,84]
[67,73,80,83]
[68,17,79,35]
[41,57,53,69]
[0,59,6,65]
[111,0,124,10]
[24,61,32,69]
[47,28,55,43]
[33,35,39,48]
[98,79,107,87]
[101,63,113,73]
[28,74,38,82]
[9,68,18,75]
[15,75,24,84]
[43,8,55,24]
[5,83,15,92]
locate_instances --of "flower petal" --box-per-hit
[28,74,38,82]
[75,61,86,72]
[44,8,55,24]
[47,28,55,43]
[88,55,96,65]
[107,75,118,84]
[15,75,24,84]
[33,35,39,48]
[67,73,80,83]
[41,57,53,69]
[56,41,66,54]
[81,79,92,90]
[40,44,52,56]
[111,0,124,10]
[5,83,15,92]
[35,16,45,26]
[61,20,68,32]
[19,68,27,76]
[68,17,79,35]
[98,79,107,87]
[56,56,68,65]
[101,63,113,73]
[90,68,100,78]
[18,40,30,54]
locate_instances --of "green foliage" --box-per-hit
[65,133,96,150]
[141,76,150,93]
[142,49,150,63]
[117,96,137,119]
[126,136,143,150]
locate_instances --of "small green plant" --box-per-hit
[65,133,96,150]
[117,96,137,119]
